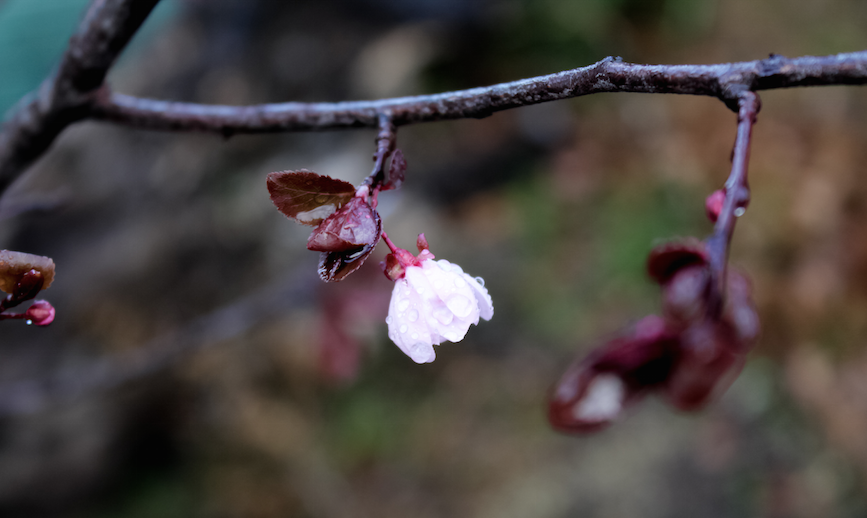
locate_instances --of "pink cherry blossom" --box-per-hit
[381,234,493,363]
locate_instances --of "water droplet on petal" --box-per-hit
[433,306,454,325]
[445,294,472,318]
[410,343,435,363]
[734,207,746,217]
[397,299,410,312]
[408,309,419,322]
[474,276,485,287]
[454,277,467,289]
[411,332,419,340]
[400,324,408,334]
[385,316,392,324]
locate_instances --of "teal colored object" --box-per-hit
[0,0,177,118]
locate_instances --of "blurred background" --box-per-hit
[1,0,867,516]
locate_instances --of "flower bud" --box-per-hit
[647,238,708,284]
[25,300,55,326]
[705,189,725,223]
[662,265,709,324]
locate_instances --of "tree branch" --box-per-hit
[0,0,161,195]
[90,51,867,134]
[0,0,865,204]
[706,91,760,316]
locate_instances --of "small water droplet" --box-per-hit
[734,207,746,217]
[397,299,410,312]
[25,320,32,325]
[411,332,419,340]
[400,324,408,334]
[474,276,485,287]
[454,277,467,289]
[385,316,392,325]
[408,309,419,322]
[446,295,472,317]
[433,306,454,325]
[445,331,461,342]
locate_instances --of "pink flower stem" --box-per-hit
[705,91,760,317]
[381,231,399,253]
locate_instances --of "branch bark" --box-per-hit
[91,51,867,135]
[0,0,865,201]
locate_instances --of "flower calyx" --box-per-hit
[380,232,435,281]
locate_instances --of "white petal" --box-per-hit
[407,341,436,363]
[465,274,493,321]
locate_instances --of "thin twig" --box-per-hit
[361,114,396,198]
[705,91,761,315]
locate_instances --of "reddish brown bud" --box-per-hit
[705,189,725,223]
[647,238,709,284]
[722,270,760,349]
[663,321,743,412]
[662,265,709,324]
[416,233,430,254]
[25,300,55,326]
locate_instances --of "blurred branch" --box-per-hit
[0,268,319,417]
[0,0,161,195]
[706,91,760,315]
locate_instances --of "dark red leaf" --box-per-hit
[307,197,379,252]
[382,149,406,191]
[663,321,744,412]
[647,238,709,284]
[549,316,678,434]
[318,212,382,282]
[267,170,356,226]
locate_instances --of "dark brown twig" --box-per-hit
[705,91,761,316]
[1,8,865,200]
[362,113,396,193]
[89,51,867,136]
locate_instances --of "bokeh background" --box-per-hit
[1,0,867,516]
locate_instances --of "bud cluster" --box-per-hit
[0,250,56,326]
[549,239,759,433]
